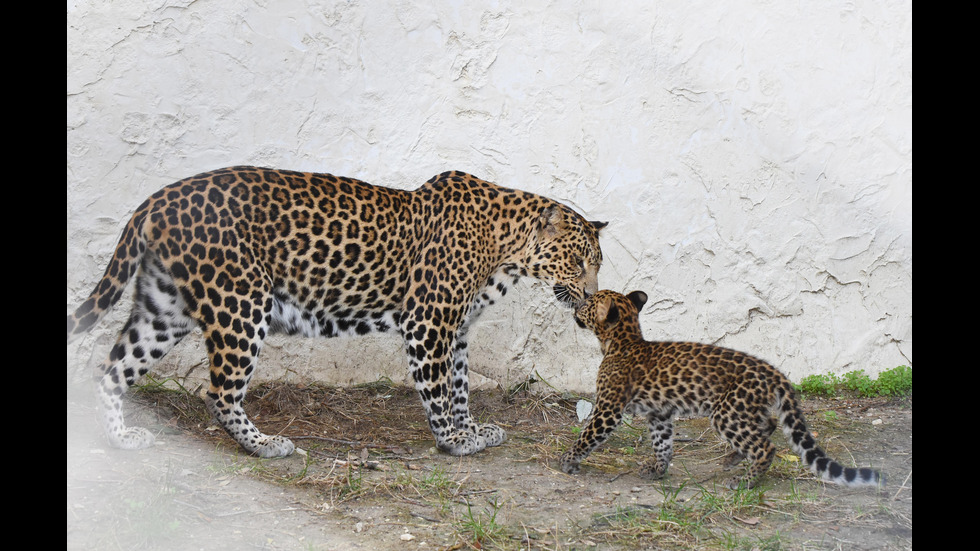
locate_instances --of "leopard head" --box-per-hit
[525,205,606,308]
[574,290,648,349]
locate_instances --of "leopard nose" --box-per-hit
[584,281,598,296]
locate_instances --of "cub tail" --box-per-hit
[67,199,151,343]
[776,383,882,487]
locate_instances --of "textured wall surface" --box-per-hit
[67,1,912,392]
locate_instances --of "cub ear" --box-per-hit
[626,290,648,312]
[589,220,608,232]
[596,297,620,329]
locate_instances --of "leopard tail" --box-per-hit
[776,382,882,487]
[67,198,151,343]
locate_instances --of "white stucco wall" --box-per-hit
[67,1,912,393]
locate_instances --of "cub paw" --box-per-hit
[107,427,156,450]
[558,452,580,474]
[249,435,296,458]
[477,423,507,447]
[637,460,669,480]
[724,476,758,490]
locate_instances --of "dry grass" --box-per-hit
[124,378,912,550]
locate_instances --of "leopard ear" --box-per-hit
[596,297,620,329]
[626,291,648,312]
[538,205,565,236]
[589,220,608,232]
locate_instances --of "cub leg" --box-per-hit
[721,450,746,470]
[713,406,777,489]
[638,411,675,479]
[559,391,626,474]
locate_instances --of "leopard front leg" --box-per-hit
[559,399,624,474]
[448,324,505,447]
[403,318,487,456]
[560,365,631,474]
[202,323,294,458]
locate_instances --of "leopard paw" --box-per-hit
[637,460,669,480]
[559,452,581,474]
[477,423,506,447]
[107,426,156,450]
[437,431,487,456]
[248,435,296,458]
[724,476,759,490]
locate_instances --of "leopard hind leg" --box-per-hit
[712,404,777,489]
[721,450,746,470]
[96,256,194,450]
[638,411,675,479]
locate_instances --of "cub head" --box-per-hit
[526,205,606,308]
[574,290,648,341]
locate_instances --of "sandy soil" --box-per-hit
[67,380,911,550]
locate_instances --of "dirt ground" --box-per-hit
[67,378,912,550]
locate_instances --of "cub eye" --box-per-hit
[578,259,586,274]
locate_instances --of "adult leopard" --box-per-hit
[67,167,606,458]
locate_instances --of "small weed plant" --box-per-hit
[419,466,458,500]
[797,373,840,397]
[456,496,505,546]
[842,370,876,397]
[874,364,913,396]
[338,464,364,500]
[797,365,911,398]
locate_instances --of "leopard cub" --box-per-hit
[559,290,881,489]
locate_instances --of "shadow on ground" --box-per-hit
[68,380,912,550]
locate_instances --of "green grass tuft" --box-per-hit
[796,365,911,398]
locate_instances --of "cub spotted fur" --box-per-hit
[67,167,605,458]
[560,290,881,489]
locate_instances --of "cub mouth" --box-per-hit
[573,299,590,328]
